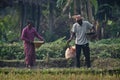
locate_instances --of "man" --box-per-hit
[67,15,95,68]
[21,20,44,68]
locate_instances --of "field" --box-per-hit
[0,68,120,80]
[0,38,120,80]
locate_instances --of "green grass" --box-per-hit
[0,68,119,80]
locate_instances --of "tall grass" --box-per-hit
[0,73,119,80]
[0,68,119,80]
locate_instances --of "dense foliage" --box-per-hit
[0,42,23,60]
[0,6,20,42]
[0,0,120,42]
[0,38,120,60]
[90,38,120,58]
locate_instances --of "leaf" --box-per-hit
[90,0,98,14]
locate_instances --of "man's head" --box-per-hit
[72,15,83,21]
[72,14,83,25]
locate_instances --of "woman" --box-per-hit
[21,20,44,68]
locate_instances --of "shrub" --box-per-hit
[0,42,24,60]
[90,38,120,59]
[0,37,67,60]
[0,38,120,60]
[36,37,67,59]
[95,38,120,44]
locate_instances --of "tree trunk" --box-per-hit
[32,3,36,26]
[76,0,81,14]
[20,1,26,33]
[48,0,54,41]
[81,0,87,19]
[73,0,77,14]
[101,20,107,38]
[86,0,94,22]
[36,4,41,32]
[79,0,84,16]
[62,0,72,14]
[24,2,27,25]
